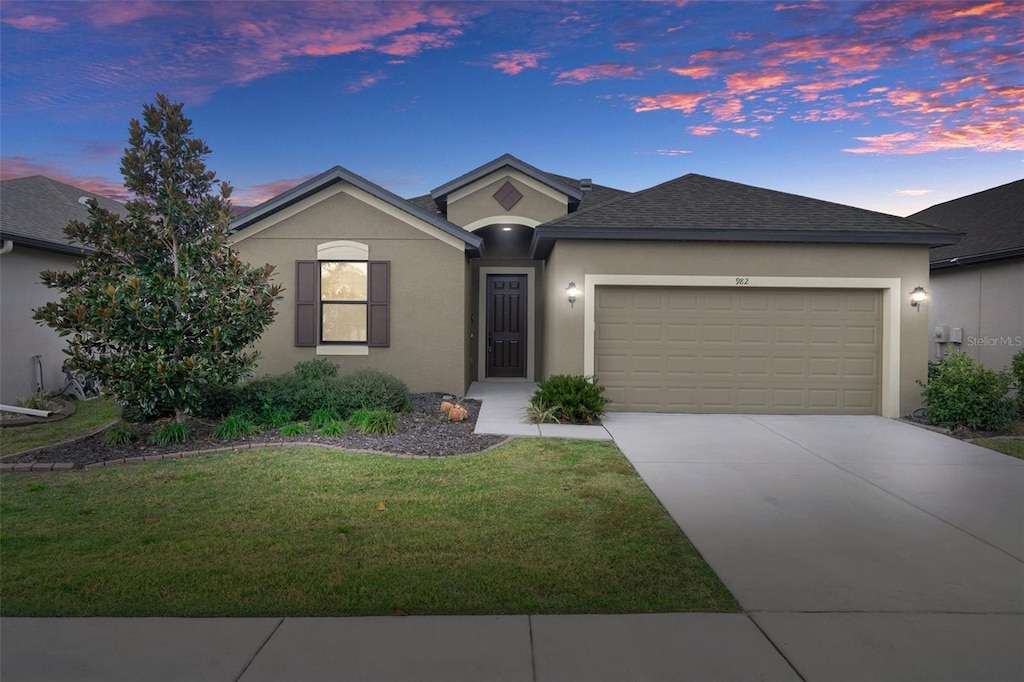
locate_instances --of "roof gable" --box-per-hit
[532,173,962,258]
[429,154,584,211]
[0,175,125,254]
[910,179,1024,267]
[231,165,482,254]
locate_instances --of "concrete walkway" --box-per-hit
[466,381,612,440]
[3,392,1022,681]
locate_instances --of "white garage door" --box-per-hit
[595,287,882,414]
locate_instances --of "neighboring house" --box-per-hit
[0,176,125,405]
[231,153,960,418]
[910,179,1024,371]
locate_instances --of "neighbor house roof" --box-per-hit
[231,165,483,255]
[531,173,962,258]
[429,154,585,212]
[0,176,125,256]
[909,179,1024,269]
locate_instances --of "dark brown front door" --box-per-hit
[486,274,527,378]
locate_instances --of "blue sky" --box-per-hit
[1,0,1021,216]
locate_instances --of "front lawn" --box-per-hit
[0,398,120,456]
[0,439,738,616]
[974,438,1024,460]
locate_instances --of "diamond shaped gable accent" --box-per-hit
[493,181,523,211]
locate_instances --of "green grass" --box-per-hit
[0,439,738,617]
[1,398,120,456]
[974,438,1024,459]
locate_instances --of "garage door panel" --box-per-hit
[595,287,881,415]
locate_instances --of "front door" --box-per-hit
[486,274,527,378]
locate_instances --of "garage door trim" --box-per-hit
[583,275,902,418]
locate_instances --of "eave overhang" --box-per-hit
[530,226,964,260]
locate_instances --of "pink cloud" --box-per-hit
[233,175,316,207]
[725,70,794,95]
[555,63,642,85]
[380,31,458,57]
[668,66,716,79]
[731,128,760,137]
[844,117,1024,154]
[84,1,176,28]
[794,77,872,94]
[706,97,745,122]
[490,50,548,75]
[894,189,935,196]
[616,41,638,52]
[0,157,130,202]
[687,125,720,136]
[1,14,66,31]
[632,92,709,113]
[349,72,386,93]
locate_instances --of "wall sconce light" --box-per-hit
[566,281,579,308]
[910,286,928,311]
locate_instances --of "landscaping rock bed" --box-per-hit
[4,393,506,469]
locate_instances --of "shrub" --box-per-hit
[919,350,1016,431]
[259,408,294,429]
[152,421,190,445]
[350,408,398,435]
[309,408,342,431]
[1012,349,1024,415]
[530,375,610,424]
[525,400,561,424]
[120,401,172,423]
[293,358,338,381]
[212,413,258,440]
[103,423,140,445]
[16,391,61,412]
[337,369,411,414]
[279,422,309,437]
[316,419,350,437]
[196,385,239,419]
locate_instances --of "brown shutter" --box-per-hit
[295,260,317,347]
[367,260,390,348]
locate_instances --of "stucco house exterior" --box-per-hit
[0,176,124,404]
[909,179,1023,371]
[231,154,960,418]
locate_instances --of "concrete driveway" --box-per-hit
[603,413,1024,681]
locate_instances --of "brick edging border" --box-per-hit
[0,437,514,473]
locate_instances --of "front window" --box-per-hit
[320,261,367,343]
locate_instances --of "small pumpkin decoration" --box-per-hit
[440,400,455,414]
[448,405,469,422]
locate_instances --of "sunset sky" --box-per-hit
[1,0,1021,216]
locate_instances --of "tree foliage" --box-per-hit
[35,94,281,422]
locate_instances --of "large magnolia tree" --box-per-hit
[35,94,281,422]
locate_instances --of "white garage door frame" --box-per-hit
[583,275,902,418]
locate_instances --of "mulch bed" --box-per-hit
[3,393,507,469]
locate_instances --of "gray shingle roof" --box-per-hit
[407,174,628,218]
[0,176,125,254]
[531,173,961,258]
[910,179,1024,268]
[231,165,483,255]
[429,154,584,209]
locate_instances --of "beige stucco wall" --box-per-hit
[447,171,567,229]
[0,247,79,404]
[232,187,469,395]
[542,241,932,417]
[928,259,1024,370]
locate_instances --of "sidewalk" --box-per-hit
[1,614,801,682]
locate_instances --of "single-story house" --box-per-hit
[231,154,961,418]
[0,176,124,405]
[909,179,1023,371]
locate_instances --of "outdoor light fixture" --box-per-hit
[566,282,579,307]
[910,286,928,311]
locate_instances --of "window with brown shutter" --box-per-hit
[296,258,390,348]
